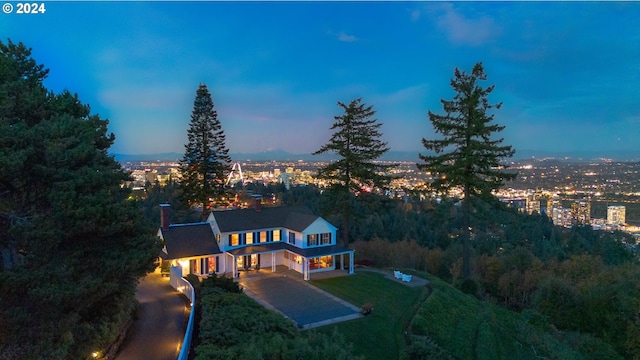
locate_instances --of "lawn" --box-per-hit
[311,270,622,360]
[311,270,426,360]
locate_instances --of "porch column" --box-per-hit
[349,251,354,275]
[232,254,238,278]
[341,253,345,270]
[304,258,310,281]
[271,252,276,272]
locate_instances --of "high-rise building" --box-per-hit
[571,199,590,225]
[607,205,626,225]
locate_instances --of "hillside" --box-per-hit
[407,271,622,360]
[313,270,622,360]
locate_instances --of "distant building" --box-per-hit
[503,198,526,212]
[551,207,573,228]
[607,205,626,225]
[571,199,590,225]
[526,196,541,215]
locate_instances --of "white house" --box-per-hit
[158,203,354,280]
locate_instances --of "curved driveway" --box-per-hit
[116,271,188,360]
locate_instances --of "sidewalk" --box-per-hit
[115,271,188,360]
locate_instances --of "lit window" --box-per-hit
[321,233,331,244]
[307,234,318,246]
[273,230,281,241]
[246,232,253,245]
[260,231,267,243]
[230,234,239,246]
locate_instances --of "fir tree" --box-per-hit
[418,62,516,279]
[314,98,392,245]
[179,84,232,220]
[0,39,159,359]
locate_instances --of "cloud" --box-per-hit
[338,32,358,42]
[432,3,501,46]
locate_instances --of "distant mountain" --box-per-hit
[112,149,640,163]
[513,149,640,162]
[113,152,182,162]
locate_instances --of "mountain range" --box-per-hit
[112,149,640,163]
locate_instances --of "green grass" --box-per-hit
[311,271,426,360]
[312,270,622,360]
[410,271,622,360]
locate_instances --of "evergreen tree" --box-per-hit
[418,62,516,279]
[0,39,159,359]
[314,98,392,245]
[179,84,232,220]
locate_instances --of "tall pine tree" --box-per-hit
[179,84,232,220]
[314,98,392,246]
[418,62,516,279]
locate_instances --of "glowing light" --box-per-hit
[92,352,99,358]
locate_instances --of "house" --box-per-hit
[158,203,354,280]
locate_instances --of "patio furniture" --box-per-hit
[402,274,412,282]
[394,270,402,279]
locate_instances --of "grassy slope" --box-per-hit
[311,271,426,360]
[313,269,621,360]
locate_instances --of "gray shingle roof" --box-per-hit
[212,206,325,233]
[160,223,221,260]
[226,242,353,258]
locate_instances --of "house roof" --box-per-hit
[160,223,221,260]
[226,242,353,258]
[212,206,328,233]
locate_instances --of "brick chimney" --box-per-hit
[160,204,171,230]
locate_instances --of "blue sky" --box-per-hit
[3,2,639,158]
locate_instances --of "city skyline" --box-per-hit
[3,2,639,157]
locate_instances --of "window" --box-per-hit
[207,257,216,274]
[216,234,221,243]
[259,231,267,243]
[288,231,295,244]
[230,233,240,246]
[245,232,253,245]
[309,256,333,270]
[307,234,318,246]
[321,233,331,244]
[273,230,281,241]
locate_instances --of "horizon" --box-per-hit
[4,2,639,157]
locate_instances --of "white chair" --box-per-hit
[402,274,412,282]
[394,270,402,279]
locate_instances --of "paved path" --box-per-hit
[239,270,361,329]
[115,271,188,360]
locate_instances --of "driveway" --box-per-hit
[115,271,188,360]
[240,271,361,329]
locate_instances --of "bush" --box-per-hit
[458,278,478,296]
[201,273,242,293]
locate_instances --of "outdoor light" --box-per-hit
[91,351,99,358]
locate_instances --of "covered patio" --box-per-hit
[225,242,355,281]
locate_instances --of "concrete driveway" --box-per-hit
[115,271,188,360]
[239,270,361,329]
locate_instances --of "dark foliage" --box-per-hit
[314,98,394,245]
[0,39,159,359]
[179,84,232,220]
[418,62,516,279]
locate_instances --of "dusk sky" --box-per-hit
[3,2,639,158]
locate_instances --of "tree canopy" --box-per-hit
[0,39,159,360]
[179,83,232,220]
[314,98,392,245]
[418,62,516,278]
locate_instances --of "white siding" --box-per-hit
[300,218,337,248]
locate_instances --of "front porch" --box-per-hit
[225,244,354,281]
[232,265,353,284]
